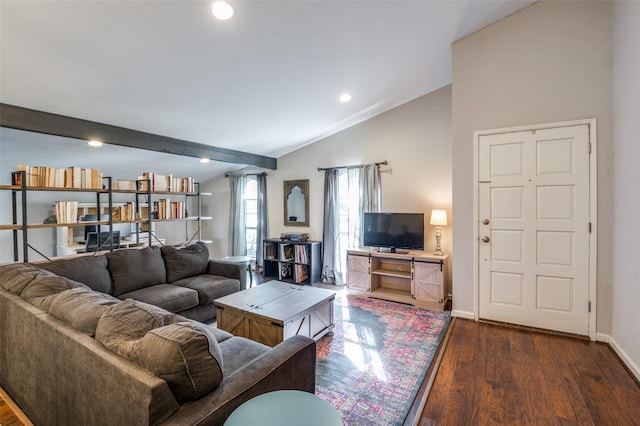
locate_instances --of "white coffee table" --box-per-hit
[224,390,342,426]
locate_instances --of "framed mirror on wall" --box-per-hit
[283,179,309,227]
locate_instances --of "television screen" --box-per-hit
[362,212,424,252]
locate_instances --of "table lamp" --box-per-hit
[430,209,447,256]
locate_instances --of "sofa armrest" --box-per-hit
[206,260,248,290]
[160,335,316,425]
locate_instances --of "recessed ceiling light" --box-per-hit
[88,140,103,147]
[200,158,210,163]
[211,1,234,20]
[339,93,352,103]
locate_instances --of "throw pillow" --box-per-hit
[49,287,120,336]
[95,299,223,402]
[106,247,166,297]
[134,322,224,403]
[161,242,209,283]
[95,299,183,349]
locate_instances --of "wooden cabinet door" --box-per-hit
[347,254,370,291]
[412,261,443,303]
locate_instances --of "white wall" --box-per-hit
[204,85,453,263]
[451,0,613,331]
[611,0,640,378]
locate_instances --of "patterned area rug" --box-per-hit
[315,291,451,425]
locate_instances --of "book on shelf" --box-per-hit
[53,201,78,224]
[294,245,309,264]
[138,172,195,192]
[15,164,102,189]
[295,265,309,283]
[280,244,294,261]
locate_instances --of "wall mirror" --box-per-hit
[284,179,309,227]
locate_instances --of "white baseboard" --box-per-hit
[595,332,610,343]
[451,309,474,320]
[607,335,640,383]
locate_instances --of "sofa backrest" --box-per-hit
[34,255,112,293]
[105,246,167,297]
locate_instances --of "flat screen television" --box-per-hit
[362,212,424,253]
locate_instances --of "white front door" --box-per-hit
[478,124,591,336]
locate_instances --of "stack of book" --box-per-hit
[15,164,103,189]
[294,245,310,264]
[138,172,195,193]
[54,201,78,224]
[152,199,187,219]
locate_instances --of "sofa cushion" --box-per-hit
[96,299,184,347]
[0,263,53,294]
[106,247,166,297]
[172,274,240,305]
[35,255,112,294]
[95,299,223,403]
[49,287,120,336]
[161,242,209,283]
[135,322,224,403]
[218,336,270,376]
[118,284,199,313]
[20,274,89,311]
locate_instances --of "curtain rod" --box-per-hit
[224,172,268,177]
[317,160,387,172]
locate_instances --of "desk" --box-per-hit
[224,390,342,426]
[222,255,254,287]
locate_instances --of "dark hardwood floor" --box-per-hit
[419,318,640,425]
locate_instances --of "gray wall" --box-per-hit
[203,85,453,261]
[451,1,613,332]
[611,0,640,378]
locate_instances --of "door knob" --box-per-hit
[482,219,490,225]
[482,236,490,243]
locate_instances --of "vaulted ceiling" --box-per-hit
[0,0,535,181]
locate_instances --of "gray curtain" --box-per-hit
[254,174,268,273]
[357,163,382,245]
[321,169,343,284]
[228,174,247,256]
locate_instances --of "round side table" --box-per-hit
[222,255,254,287]
[224,390,342,426]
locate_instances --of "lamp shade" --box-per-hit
[430,209,448,226]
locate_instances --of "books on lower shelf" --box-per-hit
[16,164,103,189]
[151,199,187,219]
[53,201,78,224]
[295,265,309,283]
[294,245,310,264]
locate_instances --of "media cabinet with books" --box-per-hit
[0,169,210,262]
[262,238,322,284]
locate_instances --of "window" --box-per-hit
[337,169,362,273]
[245,177,258,258]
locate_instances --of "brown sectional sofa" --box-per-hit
[0,244,317,425]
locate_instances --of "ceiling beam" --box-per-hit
[0,103,277,170]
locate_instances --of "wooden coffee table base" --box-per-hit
[215,281,335,347]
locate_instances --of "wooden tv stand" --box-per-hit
[346,248,450,311]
